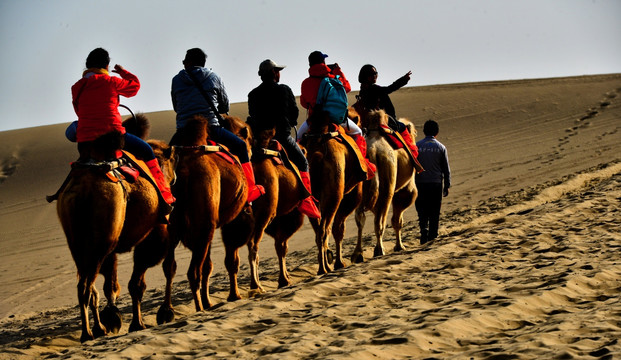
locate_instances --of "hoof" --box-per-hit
[334,261,346,270]
[373,246,385,257]
[394,244,406,252]
[100,305,122,334]
[129,320,147,333]
[80,332,95,343]
[227,293,242,302]
[351,252,364,264]
[156,305,176,325]
[91,324,107,339]
[278,278,291,289]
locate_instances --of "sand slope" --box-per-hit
[0,74,620,358]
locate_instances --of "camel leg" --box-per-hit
[200,243,214,309]
[310,217,332,275]
[332,213,347,270]
[222,212,254,301]
[271,210,304,288]
[88,281,106,340]
[275,235,290,288]
[391,184,417,252]
[100,254,123,335]
[247,227,265,292]
[157,237,179,325]
[128,265,147,332]
[353,206,366,264]
[373,190,394,258]
[77,272,99,342]
[187,227,214,311]
[333,189,362,270]
[129,226,169,331]
[224,245,242,302]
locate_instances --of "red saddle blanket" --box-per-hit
[205,140,237,165]
[380,125,405,149]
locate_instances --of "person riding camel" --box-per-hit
[247,59,321,219]
[170,48,264,203]
[297,51,376,176]
[68,47,175,210]
[357,64,419,157]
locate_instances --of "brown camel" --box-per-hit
[220,115,306,289]
[349,107,419,260]
[56,115,175,342]
[301,113,366,274]
[165,115,253,315]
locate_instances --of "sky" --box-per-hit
[0,0,620,132]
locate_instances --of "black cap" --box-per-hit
[308,51,328,65]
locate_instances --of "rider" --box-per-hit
[298,51,376,176]
[170,48,264,203]
[247,59,321,219]
[69,48,175,208]
[357,64,419,157]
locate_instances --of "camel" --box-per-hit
[349,107,419,260]
[56,115,175,342]
[220,115,306,289]
[164,115,253,315]
[301,113,366,274]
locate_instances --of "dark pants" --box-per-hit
[67,121,155,161]
[170,125,250,163]
[124,132,156,161]
[209,125,250,163]
[276,133,309,172]
[415,182,443,243]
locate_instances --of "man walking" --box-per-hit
[415,120,451,244]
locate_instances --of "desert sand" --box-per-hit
[0,74,620,359]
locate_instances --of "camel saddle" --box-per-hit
[253,140,311,198]
[46,151,159,203]
[378,125,425,173]
[329,124,372,182]
[173,140,238,165]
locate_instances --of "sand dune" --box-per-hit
[0,74,620,358]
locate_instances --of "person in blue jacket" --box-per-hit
[415,120,451,244]
[170,48,264,203]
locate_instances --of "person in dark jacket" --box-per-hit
[415,120,451,244]
[247,59,320,218]
[171,48,264,203]
[357,64,419,155]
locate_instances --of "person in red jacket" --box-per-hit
[70,48,174,209]
[298,51,375,176]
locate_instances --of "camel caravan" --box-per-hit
[51,47,428,342]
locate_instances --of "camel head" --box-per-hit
[365,110,389,131]
[178,115,210,146]
[347,106,361,127]
[220,114,254,158]
[122,113,151,140]
[253,127,276,150]
[307,111,332,135]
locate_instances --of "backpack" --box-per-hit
[315,75,348,124]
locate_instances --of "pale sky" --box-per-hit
[1,0,619,132]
